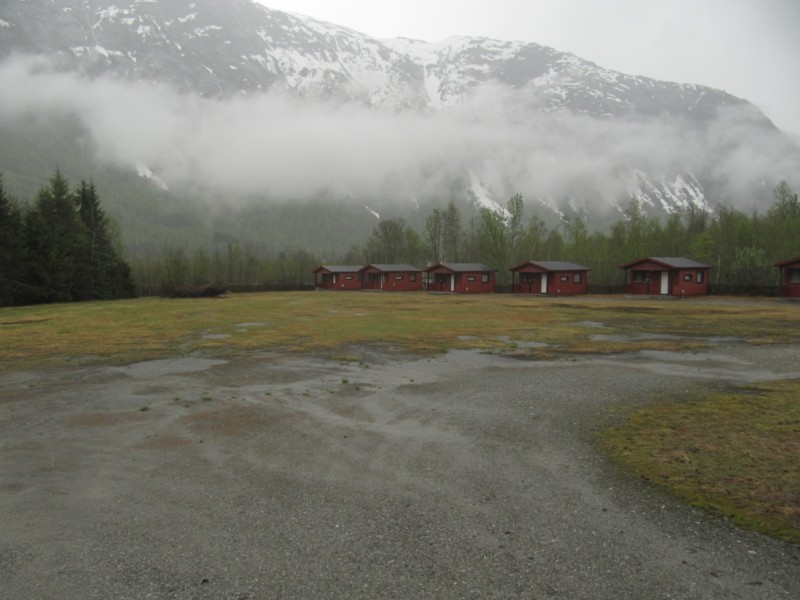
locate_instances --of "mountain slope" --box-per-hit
[0,0,758,119]
[0,0,427,106]
[0,0,798,253]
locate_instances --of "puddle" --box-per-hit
[574,320,608,329]
[638,350,751,364]
[115,357,228,378]
[495,335,549,349]
[591,333,681,342]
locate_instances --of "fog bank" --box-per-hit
[0,55,797,209]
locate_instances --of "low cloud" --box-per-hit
[0,55,796,210]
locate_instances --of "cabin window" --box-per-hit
[521,273,534,283]
[574,273,582,284]
[789,269,800,283]
[395,275,404,281]
[467,275,476,282]
[481,273,490,283]
[697,271,705,284]
[633,271,647,283]
[684,273,693,282]
[560,275,569,283]
[345,275,353,280]
[409,274,417,282]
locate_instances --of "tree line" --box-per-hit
[336,183,799,291]
[130,181,799,294]
[0,171,135,307]
[2,169,797,304]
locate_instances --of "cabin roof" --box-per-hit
[620,257,711,270]
[314,265,362,273]
[424,262,496,273]
[510,260,589,272]
[359,264,422,273]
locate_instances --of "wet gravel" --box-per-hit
[1,343,799,599]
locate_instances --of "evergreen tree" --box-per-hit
[0,174,26,306]
[23,169,83,303]
[74,179,134,300]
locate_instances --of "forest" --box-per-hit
[1,170,798,305]
[0,171,135,307]
[132,182,800,295]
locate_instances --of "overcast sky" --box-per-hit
[257,0,800,136]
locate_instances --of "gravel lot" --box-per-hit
[1,342,799,599]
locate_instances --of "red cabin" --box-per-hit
[509,261,589,295]
[621,257,711,297]
[423,263,496,293]
[313,265,363,290]
[358,264,423,291]
[775,256,800,298]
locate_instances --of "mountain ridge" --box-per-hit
[0,0,798,254]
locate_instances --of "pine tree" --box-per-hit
[74,179,134,300]
[0,174,26,306]
[23,169,84,303]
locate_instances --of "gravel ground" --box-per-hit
[1,343,799,599]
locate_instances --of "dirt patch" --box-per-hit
[180,402,294,436]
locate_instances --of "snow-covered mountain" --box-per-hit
[0,0,797,224]
[0,0,755,118]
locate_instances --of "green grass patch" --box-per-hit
[602,379,800,542]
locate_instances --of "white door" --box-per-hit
[660,271,669,295]
[450,274,455,292]
[540,274,548,294]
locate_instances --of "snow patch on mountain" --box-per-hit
[468,171,510,219]
[135,163,169,191]
[621,170,709,214]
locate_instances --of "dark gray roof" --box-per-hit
[510,260,589,272]
[314,265,362,273]
[623,257,712,269]
[424,263,495,272]
[360,264,422,272]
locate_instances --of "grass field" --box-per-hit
[602,380,800,543]
[1,292,799,369]
[1,291,799,542]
